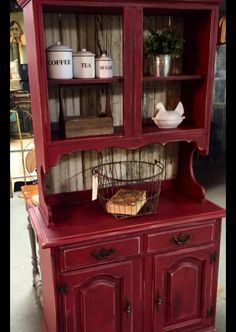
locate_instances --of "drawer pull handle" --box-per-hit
[155,289,163,310]
[91,247,117,260]
[171,233,193,245]
[124,297,132,314]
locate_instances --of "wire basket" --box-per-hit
[92,159,164,219]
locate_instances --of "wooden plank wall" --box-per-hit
[43,13,182,194]
[44,13,123,124]
[143,16,184,120]
[45,143,179,193]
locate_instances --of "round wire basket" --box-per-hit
[92,159,164,219]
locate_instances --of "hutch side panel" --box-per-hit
[22,1,54,223]
[38,246,58,332]
[22,1,48,171]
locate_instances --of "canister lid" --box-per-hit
[46,41,73,52]
[73,48,95,57]
[96,53,112,61]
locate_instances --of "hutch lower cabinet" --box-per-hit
[30,203,224,332]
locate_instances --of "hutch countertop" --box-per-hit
[30,189,225,248]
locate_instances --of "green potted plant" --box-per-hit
[143,29,183,76]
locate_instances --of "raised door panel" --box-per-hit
[164,259,202,323]
[144,245,215,332]
[60,259,141,332]
[79,275,121,332]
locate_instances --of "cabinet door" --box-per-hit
[144,245,216,332]
[58,259,141,332]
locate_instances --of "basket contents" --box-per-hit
[92,160,164,219]
[106,189,147,216]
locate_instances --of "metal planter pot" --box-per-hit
[154,54,171,77]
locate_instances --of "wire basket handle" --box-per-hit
[92,167,99,176]
[154,159,164,170]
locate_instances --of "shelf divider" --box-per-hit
[143,75,202,82]
[48,76,123,85]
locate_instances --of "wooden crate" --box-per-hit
[65,116,114,138]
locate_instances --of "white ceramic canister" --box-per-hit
[95,53,113,78]
[73,49,95,78]
[46,42,73,79]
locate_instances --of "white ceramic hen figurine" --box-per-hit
[152,102,185,128]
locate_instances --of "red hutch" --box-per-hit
[17,0,225,331]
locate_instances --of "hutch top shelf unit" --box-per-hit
[19,0,222,171]
[18,0,224,227]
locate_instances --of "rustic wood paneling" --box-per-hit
[143,15,184,121]
[44,13,123,127]
[143,81,169,121]
[43,13,60,48]
[67,151,83,191]
[48,85,60,122]
[164,142,179,180]
[45,143,177,193]
[166,81,182,110]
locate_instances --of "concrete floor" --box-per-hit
[10,160,226,332]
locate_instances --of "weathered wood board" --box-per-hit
[65,116,114,138]
[45,143,178,193]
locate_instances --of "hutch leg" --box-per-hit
[27,216,40,284]
[10,177,13,198]
[42,318,48,332]
[27,216,43,304]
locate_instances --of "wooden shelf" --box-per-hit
[45,126,206,168]
[51,124,203,144]
[143,75,203,82]
[142,124,203,135]
[48,76,123,85]
[49,76,201,85]
[140,126,206,149]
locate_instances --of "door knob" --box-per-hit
[124,296,132,315]
[154,289,163,310]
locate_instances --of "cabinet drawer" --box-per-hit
[60,237,141,270]
[146,222,216,253]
